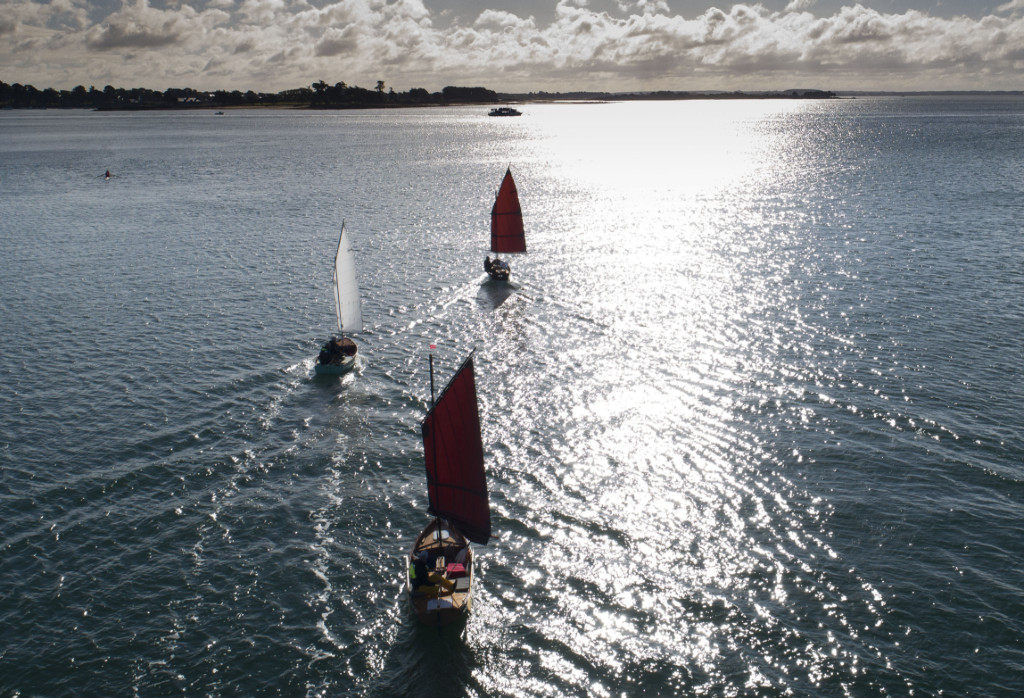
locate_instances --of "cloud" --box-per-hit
[84,0,229,50]
[524,3,1024,90]
[615,0,671,13]
[2,0,84,37]
[3,1,1024,92]
[314,25,360,58]
[474,9,536,31]
[785,0,816,12]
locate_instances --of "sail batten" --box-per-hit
[421,354,491,545]
[332,224,362,333]
[490,167,526,254]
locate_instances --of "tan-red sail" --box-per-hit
[490,167,526,254]
[421,354,491,545]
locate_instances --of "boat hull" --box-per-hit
[486,267,510,282]
[407,519,473,626]
[314,355,355,375]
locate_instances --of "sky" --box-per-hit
[2,0,1023,93]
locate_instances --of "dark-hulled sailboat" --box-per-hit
[407,352,491,625]
[484,167,525,281]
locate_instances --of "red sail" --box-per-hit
[421,355,491,545]
[490,167,526,254]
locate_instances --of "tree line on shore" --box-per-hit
[0,80,500,110]
[1,79,839,110]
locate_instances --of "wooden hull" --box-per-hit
[407,519,474,626]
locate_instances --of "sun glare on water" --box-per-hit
[463,99,883,693]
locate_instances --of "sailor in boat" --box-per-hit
[317,336,357,365]
[485,255,510,279]
[408,547,459,599]
[410,552,430,589]
[409,551,440,597]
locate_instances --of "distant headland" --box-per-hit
[0,79,839,110]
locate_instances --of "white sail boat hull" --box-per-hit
[313,355,356,375]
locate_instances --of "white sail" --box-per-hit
[332,224,362,333]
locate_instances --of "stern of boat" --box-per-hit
[407,519,473,626]
[314,355,356,376]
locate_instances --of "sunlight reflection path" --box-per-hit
[462,101,894,694]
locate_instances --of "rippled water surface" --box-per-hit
[2,97,1023,696]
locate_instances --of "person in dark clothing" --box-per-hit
[411,554,430,589]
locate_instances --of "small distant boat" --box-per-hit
[488,107,521,117]
[484,167,526,281]
[407,352,492,626]
[214,111,225,115]
[314,223,362,375]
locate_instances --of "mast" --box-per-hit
[429,353,436,408]
[332,223,343,333]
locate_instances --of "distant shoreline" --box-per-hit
[4,87,843,111]
[3,80,1021,111]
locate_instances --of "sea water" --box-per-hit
[1,96,1022,696]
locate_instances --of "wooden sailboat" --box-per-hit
[314,223,362,375]
[407,352,491,625]
[484,167,525,281]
